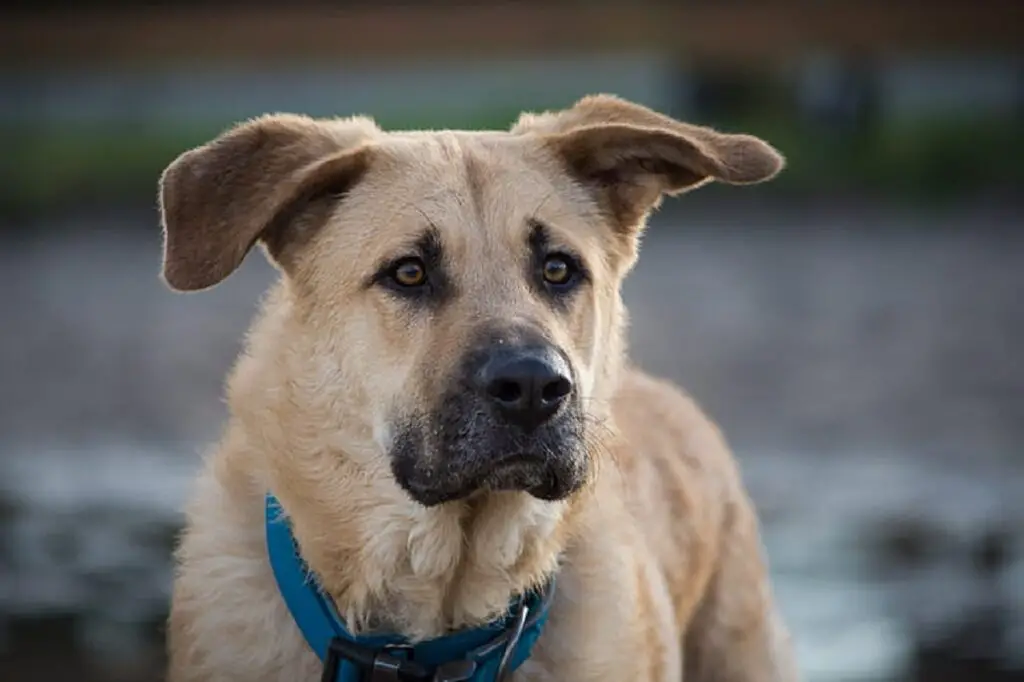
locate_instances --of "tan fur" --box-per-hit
[160,94,797,681]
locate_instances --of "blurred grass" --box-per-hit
[2,112,1020,217]
[733,115,1024,199]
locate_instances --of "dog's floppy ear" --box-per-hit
[158,114,377,292]
[516,94,784,231]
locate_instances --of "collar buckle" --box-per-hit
[321,637,478,682]
[322,638,428,682]
[369,645,406,682]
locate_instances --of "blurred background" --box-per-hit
[0,2,1021,681]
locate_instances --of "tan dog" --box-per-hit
[160,94,798,682]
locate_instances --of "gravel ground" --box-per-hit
[1,198,1022,681]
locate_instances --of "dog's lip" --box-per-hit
[481,453,556,492]
[486,452,556,479]
[400,451,580,506]
[493,453,548,468]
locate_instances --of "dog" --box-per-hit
[159,94,798,682]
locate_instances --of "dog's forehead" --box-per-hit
[376,129,545,195]
[343,130,600,254]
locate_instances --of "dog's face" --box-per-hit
[158,95,782,507]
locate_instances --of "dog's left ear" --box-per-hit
[516,94,784,231]
[159,114,378,292]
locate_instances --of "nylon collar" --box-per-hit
[265,494,555,682]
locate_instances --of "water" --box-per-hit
[1,199,1022,681]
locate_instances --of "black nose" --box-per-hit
[476,347,573,430]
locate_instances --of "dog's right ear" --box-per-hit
[514,95,783,234]
[158,114,378,292]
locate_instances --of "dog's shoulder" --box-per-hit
[605,366,746,618]
[611,365,739,491]
[167,435,320,682]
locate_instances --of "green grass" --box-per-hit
[712,115,1024,199]
[0,110,522,216]
[1,123,223,215]
[2,112,1019,216]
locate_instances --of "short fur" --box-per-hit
[160,94,798,681]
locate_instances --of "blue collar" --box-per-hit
[265,494,555,682]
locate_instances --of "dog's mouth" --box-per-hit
[478,453,563,497]
[390,423,588,507]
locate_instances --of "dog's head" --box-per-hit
[159,95,782,507]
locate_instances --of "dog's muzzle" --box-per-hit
[390,340,589,507]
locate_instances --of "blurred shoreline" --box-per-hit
[1,7,1021,676]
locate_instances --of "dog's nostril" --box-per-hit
[542,376,572,404]
[490,379,524,405]
[476,347,573,429]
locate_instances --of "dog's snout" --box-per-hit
[476,347,573,430]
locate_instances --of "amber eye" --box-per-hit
[390,258,427,287]
[542,254,574,285]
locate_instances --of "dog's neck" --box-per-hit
[228,299,584,642]
[264,453,577,642]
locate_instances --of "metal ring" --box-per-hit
[494,604,530,682]
[369,652,404,682]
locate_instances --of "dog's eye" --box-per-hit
[390,258,427,288]
[542,254,576,287]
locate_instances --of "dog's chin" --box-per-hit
[477,455,574,500]
[395,452,586,508]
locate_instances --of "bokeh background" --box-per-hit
[1,2,1022,681]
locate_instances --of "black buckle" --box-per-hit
[321,638,366,682]
[320,638,478,682]
[322,639,418,682]
[369,643,411,682]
